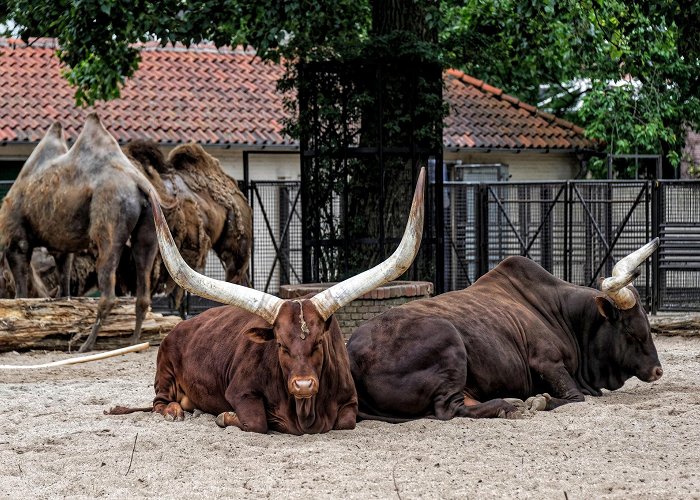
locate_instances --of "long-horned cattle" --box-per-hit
[109,168,427,434]
[0,114,159,352]
[347,239,662,421]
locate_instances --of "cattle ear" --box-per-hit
[246,327,275,344]
[595,295,620,322]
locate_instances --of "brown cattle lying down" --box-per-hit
[0,114,159,352]
[347,239,662,421]
[109,168,426,434]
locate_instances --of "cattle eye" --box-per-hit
[313,342,323,352]
[278,343,290,354]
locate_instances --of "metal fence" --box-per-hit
[173,180,305,315]
[249,180,304,293]
[2,178,698,313]
[156,178,700,314]
[244,178,698,312]
[654,181,700,311]
[442,181,653,303]
[440,180,699,312]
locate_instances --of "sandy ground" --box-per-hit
[1,335,699,499]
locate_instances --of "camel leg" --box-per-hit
[214,248,250,287]
[54,252,74,297]
[6,245,31,298]
[129,213,158,344]
[78,294,116,352]
[78,237,125,352]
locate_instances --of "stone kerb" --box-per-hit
[279,281,433,341]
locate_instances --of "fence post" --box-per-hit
[475,183,489,278]
[564,181,570,282]
[651,180,660,314]
[434,155,445,295]
[278,185,291,286]
[540,185,553,272]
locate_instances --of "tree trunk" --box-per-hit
[345,0,441,272]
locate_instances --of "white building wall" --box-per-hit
[444,151,581,180]
[194,148,300,182]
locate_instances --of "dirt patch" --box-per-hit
[1,335,699,498]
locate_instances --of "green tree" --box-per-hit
[3,1,697,177]
[2,0,370,105]
[440,0,700,177]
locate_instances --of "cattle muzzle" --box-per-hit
[289,376,319,399]
[645,365,664,382]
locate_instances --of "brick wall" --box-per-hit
[279,281,433,341]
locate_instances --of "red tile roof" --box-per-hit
[0,39,599,152]
[444,69,598,151]
[0,38,293,148]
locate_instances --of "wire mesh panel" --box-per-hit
[567,181,652,305]
[442,180,657,307]
[441,182,479,289]
[657,181,700,310]
[484,183,568,275]
[249,181,303,294]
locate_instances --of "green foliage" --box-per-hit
[2,0,697,175]
[440,0,700,177]
[2,0,369,105]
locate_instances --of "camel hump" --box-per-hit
[15,121,69,180]
[124,140,169,174]
[168,143,211,173]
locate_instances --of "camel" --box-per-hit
[0,114,159,352]
[166,143,252,286]
[123,141,252,308]
[0,249,56,299]
[55,141,253,312]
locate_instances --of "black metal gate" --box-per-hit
[440,179,699,312]
[653,181,700,311]
[248,180,303,293]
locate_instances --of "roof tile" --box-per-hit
[0,39,599,152]
[444,70,600,151]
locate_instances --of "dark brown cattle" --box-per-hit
[347,240,662,421]
[110,168,426,434]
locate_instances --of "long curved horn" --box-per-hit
[600,238,660,309]
[149,190,284,324]
[310,167,426,320]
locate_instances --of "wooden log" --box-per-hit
[0,297,181,352]
[649,313,700,337]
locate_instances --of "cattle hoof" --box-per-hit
[216,412,237,428]
[507,408,527,419]
[503,398,526,409]
[497,408,524,420]
[525,394,550,412]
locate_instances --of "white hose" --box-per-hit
[0,342,150,369]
